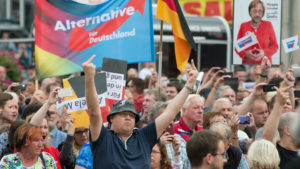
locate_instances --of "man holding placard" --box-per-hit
[236,0,278,64]
[82,55,199,169]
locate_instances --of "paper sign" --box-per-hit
[235,32,259,52]
[282,35,299,53]
[60,72,107,127]
[242,82,256,92]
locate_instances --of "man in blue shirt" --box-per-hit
[82,55,199,169]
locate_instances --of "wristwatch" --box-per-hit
[185,84,194,94]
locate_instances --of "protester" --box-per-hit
[126,77,145,113]
[262,82,299,169]
[247,139,280,169]
[29,88,63,169]
[186,130,227,169]
[0,92,18,125]
[151,142,174,169]
[173,94,204,142]
[83,55,198,168]
[58,116,89,169]
[0,123,57,168]
[141,89,166,120]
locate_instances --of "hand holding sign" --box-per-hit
[82,55,97,78]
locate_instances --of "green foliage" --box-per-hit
[0,52,22,82]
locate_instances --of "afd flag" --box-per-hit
[35,0,155,78]
[282,35,299,53]
[235,32,259,52]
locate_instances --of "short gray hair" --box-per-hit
[216,85,235,98]
[278,112,296,137]
[182,94,205,109]
[209,123,232,141]
[145,89,166,102]
[212,98,231,111]
[148,101,168,121]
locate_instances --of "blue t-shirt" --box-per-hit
[91,121,157,169]
[76,142,93,169]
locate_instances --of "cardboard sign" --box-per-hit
[61,72,107,128]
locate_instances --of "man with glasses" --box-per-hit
[186,130,227,169]
[83,55,199,169]
[210,124,250,169]
[236,0,278,64]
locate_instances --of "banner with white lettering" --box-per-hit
[61,73,107,127]
[35,0,154,78]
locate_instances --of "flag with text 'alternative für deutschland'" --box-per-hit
[156,0,196,72]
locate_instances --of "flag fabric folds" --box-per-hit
[156,0,196,72]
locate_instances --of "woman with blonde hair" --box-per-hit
[247,139,280,169]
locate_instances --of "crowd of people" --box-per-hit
[0,49,299,169]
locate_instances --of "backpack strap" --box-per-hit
[39,153,47,169]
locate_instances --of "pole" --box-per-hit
[157,20,164,101]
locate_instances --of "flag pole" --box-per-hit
[289,53,293,68]
[157,20,164,101]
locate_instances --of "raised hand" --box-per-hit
[252,82,268,97]
[47,87,60,106]
[186,59,199,88]
[261,56,271,75]
[275,85,293,106]
[82,55,97,78]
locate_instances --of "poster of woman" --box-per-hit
[233,0,281,65]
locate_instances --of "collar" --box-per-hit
[179,117,202,132]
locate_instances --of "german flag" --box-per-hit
[156,0,196,72]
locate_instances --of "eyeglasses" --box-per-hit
[75,129,89,135]
[212,152,227,159]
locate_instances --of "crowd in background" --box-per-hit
[0,31,300,169]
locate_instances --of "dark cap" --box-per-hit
[107,100,140,123]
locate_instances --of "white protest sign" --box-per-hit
[105,72,125,100]
[282,35,299,53]
[63,93,106,113]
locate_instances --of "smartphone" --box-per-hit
[262,84,277,92]
[194,72,204,90]
[221,72,233,77]
[164,124,174,135]
[294,90,300,98]
[12,84,26,92]
[239,116,250,124]
[224,78,239,92]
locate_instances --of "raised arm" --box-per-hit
[155,60,198,138]
[262,85,292,142]
[30,87,59,125]
[82,55,102,141]
[236,83,267,115]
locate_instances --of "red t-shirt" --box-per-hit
[236,20,278,64]
[173,117,203,142]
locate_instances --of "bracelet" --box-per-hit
[260,74,268,78]
[185,84,194,94]
[232,137,239,139]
